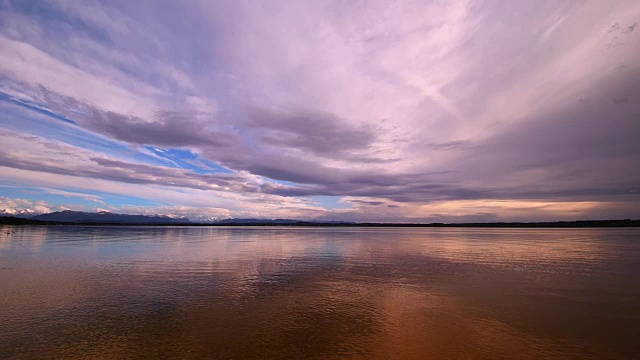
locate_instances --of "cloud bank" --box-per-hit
[0,0,639,221]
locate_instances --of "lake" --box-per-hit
[1,226,639,359]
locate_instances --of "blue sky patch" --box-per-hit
[308,196,351,210]
[0,184,164,210]
[143,146,235,174]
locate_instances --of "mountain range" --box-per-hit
[0,210,639,227]
[0,210,330,225]
[30,210,192,224]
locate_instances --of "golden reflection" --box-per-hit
[396,228,611,270]
[0,227,638,359]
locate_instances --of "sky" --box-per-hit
[0,0,639,222]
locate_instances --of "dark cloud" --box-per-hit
[424,140,470,151]
[246,108,385,161]
[241,70,640,207]
[22,88,397,187]
[85,109,237,148]
[348,200,385,206]
[258,171,487,203]
[435,71,640,203]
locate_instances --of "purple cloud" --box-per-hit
[0,0,639,221]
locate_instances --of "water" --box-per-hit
[1,226,639,359]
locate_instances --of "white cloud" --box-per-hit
[0,196,54,215]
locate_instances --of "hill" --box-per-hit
[30,210,191,224]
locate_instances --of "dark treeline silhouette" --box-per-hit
[0,216,61,225]
[1,215,639,227]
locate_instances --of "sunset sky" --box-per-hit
[0,0,639,222]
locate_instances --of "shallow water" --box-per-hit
[1,226,639,359]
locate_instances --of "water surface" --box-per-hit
[1,226,639,359]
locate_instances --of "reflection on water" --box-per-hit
[0,226,639,359]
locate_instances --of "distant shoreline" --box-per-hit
[1,216,638,228]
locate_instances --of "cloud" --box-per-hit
[0,35,157,120]
[0,196,56,215]
[0,0,639,221]
[41,188,106,205]
[347,200,385,206]
[0,130,261,193]
[84,108,236,148]
[247,107,384,161]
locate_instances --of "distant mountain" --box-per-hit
[1,210,638,227]
[31,210,191,224]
